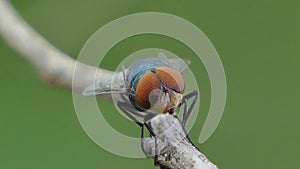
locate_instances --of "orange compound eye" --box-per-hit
[156,67,185,94]
[134,67,185,111]
[135,71,161,110]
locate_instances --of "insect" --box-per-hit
[83,53,198,127]
[83,53,202,167]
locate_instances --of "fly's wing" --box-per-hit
[82,71,128,96]
[82,82,127,96]
[168,58,191,73]
[157,52,191,73]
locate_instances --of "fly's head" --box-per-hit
[133,66,185,114]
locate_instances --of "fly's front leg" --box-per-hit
[144,122,159,166]
[117,101,147,125]
[179,90,198,144]
[140,121,160,168]
[181,90,198,129]
[140,123,149,156]
[117,101,158,163]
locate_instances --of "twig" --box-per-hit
[0,0,113,92]
[143,115,218,169]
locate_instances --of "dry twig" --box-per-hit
[143,115,218,169]
[0,0,113,91]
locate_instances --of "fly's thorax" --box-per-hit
[127,58,171,83]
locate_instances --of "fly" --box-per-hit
[83,53,198,127]
[83,53,203,168]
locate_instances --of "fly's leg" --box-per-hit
[140,123,148,155]
[117,101,158,163]
[117,100,149,118]
[117,101,145,126]
[117,101,149,156]
[181,90,198,127]
[117,101,160,165]
[144,122,159,166]
[140,122,160,166]
[180,90,198,144]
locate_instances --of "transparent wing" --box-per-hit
[157,52,191,73]
[82,71,128,96]
[82,84,127,96]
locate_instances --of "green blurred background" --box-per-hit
[1,0,299,169]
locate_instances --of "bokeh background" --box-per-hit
[1,0,299,169]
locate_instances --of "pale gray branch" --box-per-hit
[143,115,218,169]
[0,0,113,92]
